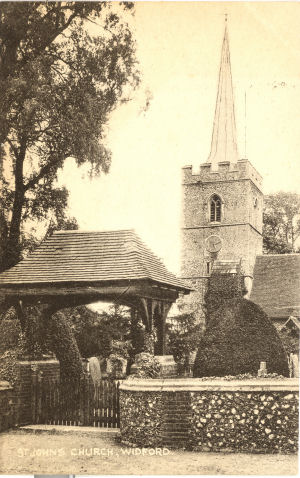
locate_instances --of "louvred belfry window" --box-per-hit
[210,195,221,222]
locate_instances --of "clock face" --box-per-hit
[205,235,222,253]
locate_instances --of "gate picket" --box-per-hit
[99,379,103,427]
[108,381,112,428]
[113,381,117,428]
[33,375,120,428]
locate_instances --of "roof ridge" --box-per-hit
[53,228,135,235]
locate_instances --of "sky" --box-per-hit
[58,1,300,275]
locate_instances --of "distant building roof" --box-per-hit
[0,229,191,293]
[282,316,300,331]
[250,254,300,319]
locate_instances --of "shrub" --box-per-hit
[20,306,51,359]
[167,312,202,364]
[0,316,21,354]
[193,298,289,377]
[204,270,246,321]
[130,352,161,378]
[47,311,84,382]
[66,305,131,358]
[0,349,19,385]
[107,354,127,379]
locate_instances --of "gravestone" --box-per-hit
[88,357,101,384]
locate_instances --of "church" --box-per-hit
[179,22,299,375]
[180,21,263,317]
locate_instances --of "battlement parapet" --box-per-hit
[182,159,263,191]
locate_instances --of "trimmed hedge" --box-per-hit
[47,311,84,382]
[193,298,289,378]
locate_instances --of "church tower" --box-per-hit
[181,22,263,316]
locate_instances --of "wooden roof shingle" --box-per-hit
[0,229,191,292]
[250,254,300,319]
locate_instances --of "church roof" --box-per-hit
[207,21,239,167]
[0,229,191,293]
[250,254,300,319]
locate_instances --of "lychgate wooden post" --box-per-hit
[155,301,172,355]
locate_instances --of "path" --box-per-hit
[0,429,297,475]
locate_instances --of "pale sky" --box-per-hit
[58,1,300,274]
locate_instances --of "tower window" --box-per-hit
[210,195,222,222]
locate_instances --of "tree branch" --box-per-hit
[24,154,65,192]
[6,137,19,159]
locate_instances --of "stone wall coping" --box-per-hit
[120,378,299,392]
[0,380,13,390]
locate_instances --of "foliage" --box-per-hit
[106,354,127,379]
[0,349,20,385]
[143,330,156,354]
[193,298,289,378]
[0,309,21,353]
[193,272,289,378]
[111,339,132,359]
[47,310,84,382]
[263,192,300,254]
[277,328,299,355]
[203,270,246,320]
[0,305,52,359]
[66,305,131,358]
[167,312,202,364]
[129,352,162,378]
[0,2,139,271]
[0,303,133,380]
[0,304,84,381]
[18,306,52,359]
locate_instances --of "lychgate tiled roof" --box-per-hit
[250,254,300,319]
[0,229,191,292]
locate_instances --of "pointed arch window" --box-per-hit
[210,195,222,222]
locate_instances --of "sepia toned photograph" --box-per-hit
[0,1,299,475]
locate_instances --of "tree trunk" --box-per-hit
[0,209,9,270]
[1,141,26,271]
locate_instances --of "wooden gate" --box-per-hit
[33,375,120,428]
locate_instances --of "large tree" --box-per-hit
[0,2,139,271]
[263,192,300,254]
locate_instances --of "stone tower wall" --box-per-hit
[180,159,263,317]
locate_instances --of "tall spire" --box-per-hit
[207,21,239,168]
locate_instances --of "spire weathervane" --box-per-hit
[207,19,239,169]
